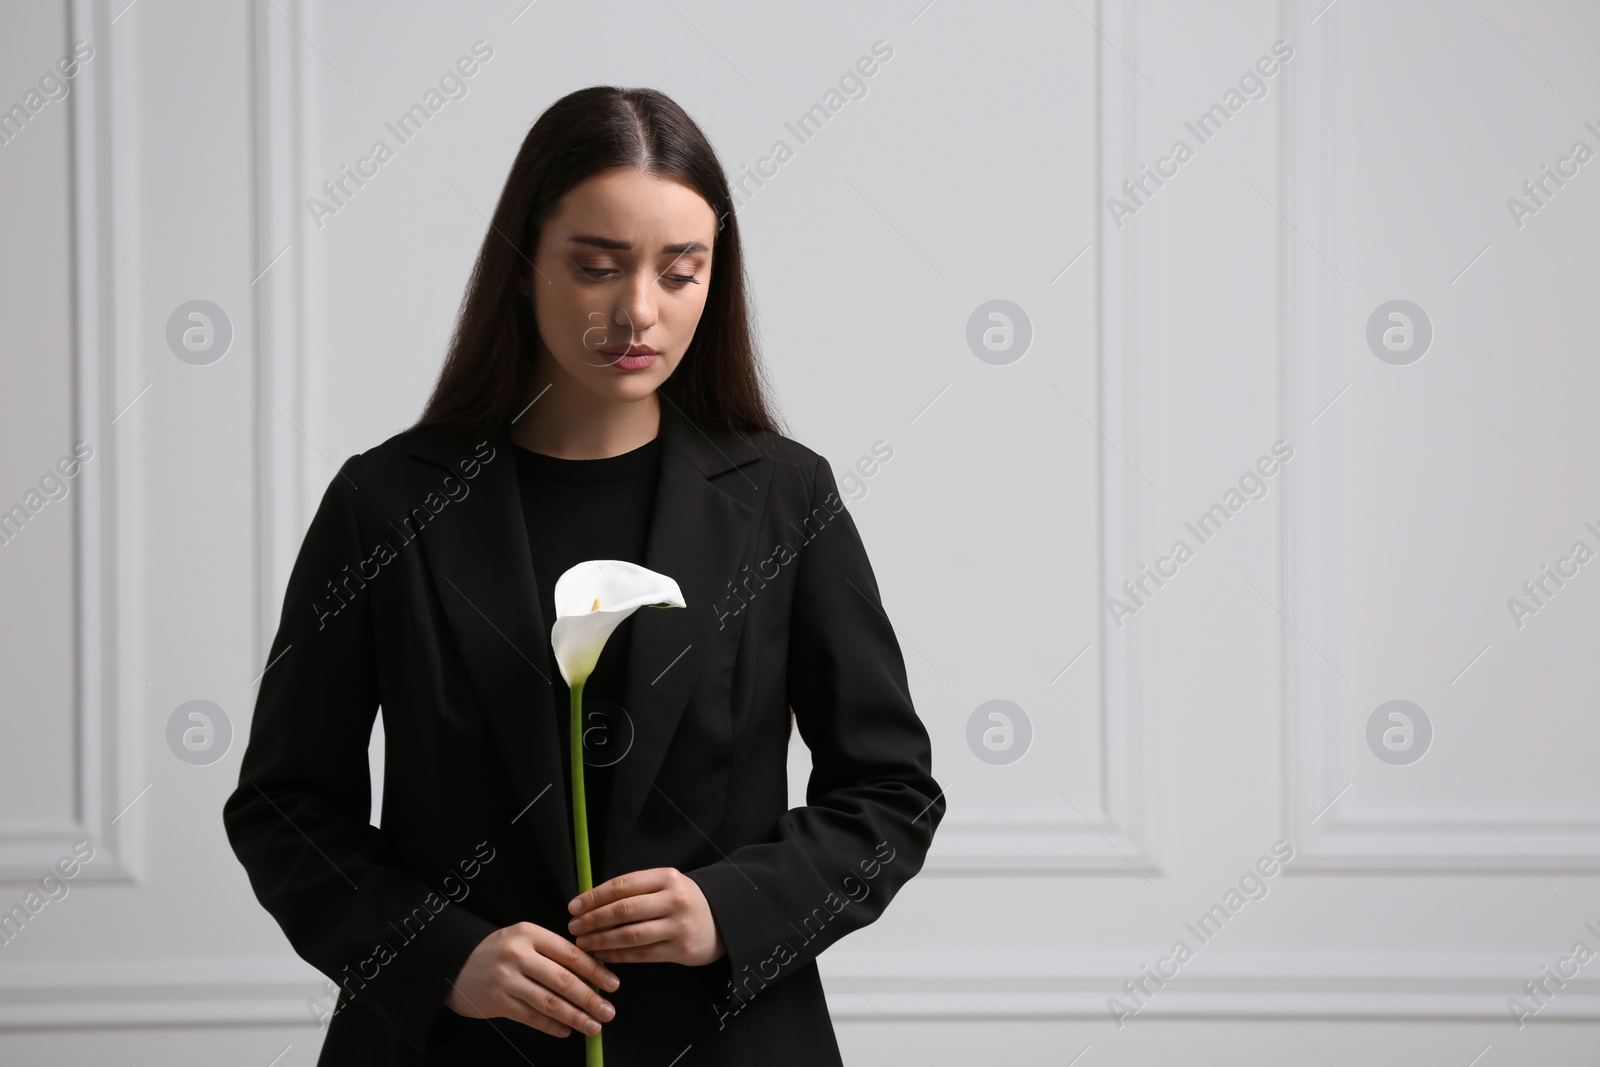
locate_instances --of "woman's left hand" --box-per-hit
[566,867,727,966]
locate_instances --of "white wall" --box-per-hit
[2,0,1597,1063]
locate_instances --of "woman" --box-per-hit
[223,86,945,1066]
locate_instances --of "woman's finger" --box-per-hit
[592,940,671,964]
[568,868,681,921]
[570,887,673,939]
[501,988,575,1039]
[506,966,609,1037]
[537,926,623,995]
[580,916,678,956]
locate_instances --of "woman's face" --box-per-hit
[521,167,718,406]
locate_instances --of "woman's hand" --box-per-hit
[444,921,621,1038]
[567,867,727,966]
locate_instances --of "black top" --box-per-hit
[512,433,663,880]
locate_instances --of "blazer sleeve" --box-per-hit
[221,455,499,1056]
[685,453,946,1000]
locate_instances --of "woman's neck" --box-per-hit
[509,380,661,460]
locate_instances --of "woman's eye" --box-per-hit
[579,266,699,287]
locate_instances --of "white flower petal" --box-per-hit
[549,560,685,686]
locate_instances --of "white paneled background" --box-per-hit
[2,0,1598,1063]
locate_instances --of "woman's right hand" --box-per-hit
[444,921,621,1038]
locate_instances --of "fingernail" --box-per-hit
[585,1019,602,1035]
[598,1003,615,1020]
[605,974,620,990]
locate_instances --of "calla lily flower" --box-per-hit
[551,560,686,686]
[550,560,685,1066]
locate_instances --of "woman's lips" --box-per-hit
[600,345,658,370]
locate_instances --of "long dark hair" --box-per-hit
[414,86,782,441]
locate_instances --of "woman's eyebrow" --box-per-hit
[568,234,709,255]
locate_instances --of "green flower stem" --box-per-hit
[570,679,603,1067]
[571,679,594,896]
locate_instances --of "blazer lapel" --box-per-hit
[406,395,761,902]
[604,398,760,873]
[406,425,574,899]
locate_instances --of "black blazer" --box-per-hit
[221,397,946,1066]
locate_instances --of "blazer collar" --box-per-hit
[405,393,760,901]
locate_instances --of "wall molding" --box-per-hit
[251,0,313,670]
[821,950,1600,1022]
[0,0,140,885]
[928,0,1156,878]
[4,953,1594,1028]
[1274,0,1600,873]
[0,960,326,1029]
